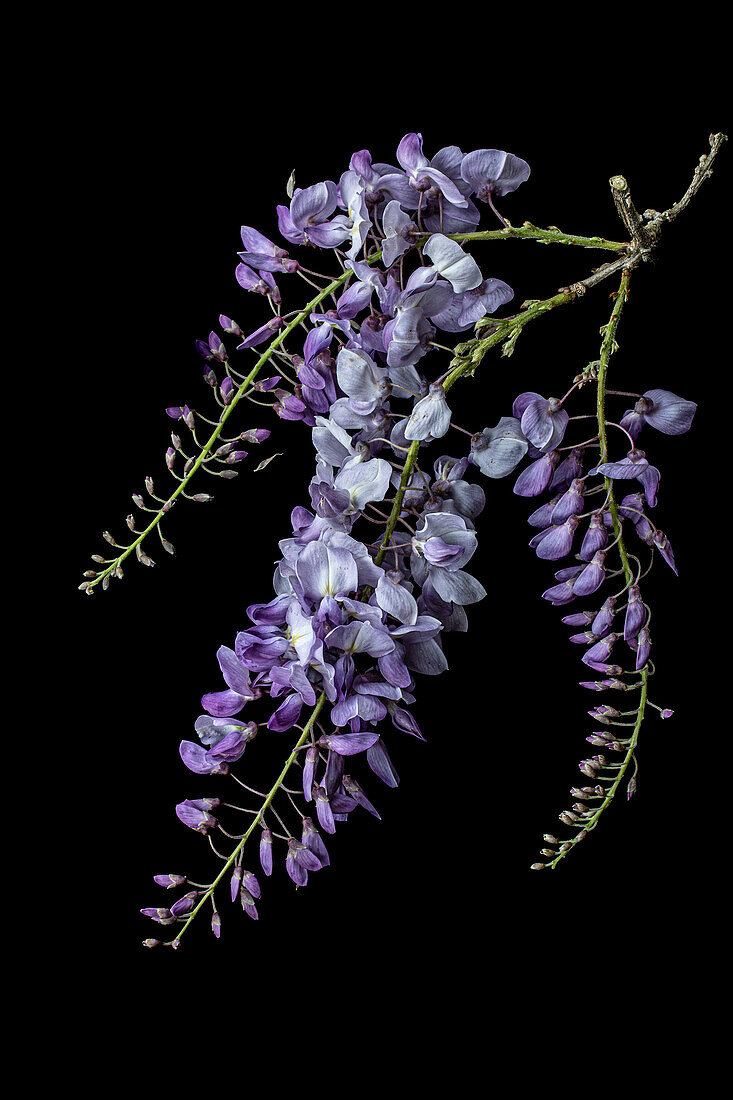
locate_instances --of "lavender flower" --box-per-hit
[620,389,697,439]
[460,148,531,201]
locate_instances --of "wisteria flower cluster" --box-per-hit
[81,130,726,947]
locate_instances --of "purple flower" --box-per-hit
[140,907,175,926]
[513,451,561,497]
[201,646,260,718]
[514,392,569,452]
[235,262,279,299]
[591,598,616,637]
[469,416,529,478]
[348,147,416,210]
[175,798,220,834]
[422,235,483,294]
[620,389,697,439]
[196,331,227,362]
[634,626,652,670]
[460,148,531,201]
[396,133,469,208]
[259,827,273,876]
[653,530,678,574]
[550,479,585,524]
[381,200,417,266]
[532,515,580,560]
[318,730,382,754]
[589,450,660,507]
[237,316,285,350]
[582,634,620,668]
[404,383,452,441]
[267,692,303,732]
[286,838,322,886]
[339,169,372,260]
[277,181,352,248]
[429,278,514,333]
[623,585,646,641]
[170,891,198,917]
[238,226,298,273]
[579,514,609,560]
[572,551,606,596]
[302,817,331,866]
[313,785,336,834]
[153,874,186,889]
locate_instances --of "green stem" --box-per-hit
[444,225,628,251]
[169,691,327,948]
[443,290,578,392]
[373,440,421,568]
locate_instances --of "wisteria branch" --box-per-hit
[99,129,724,947]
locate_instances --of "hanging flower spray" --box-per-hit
[80,131,726,947]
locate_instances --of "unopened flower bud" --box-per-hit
[153,874,186,889]
[219,314,243,336]
[588,705,621,723]
[230,865,243,902]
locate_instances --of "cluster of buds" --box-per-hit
[503,382,696,867]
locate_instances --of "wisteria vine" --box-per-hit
[81,131,725,946]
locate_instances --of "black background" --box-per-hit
[54,44,729,993]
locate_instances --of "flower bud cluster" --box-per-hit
[497,381,696,868]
